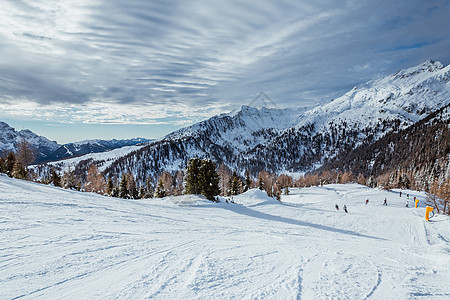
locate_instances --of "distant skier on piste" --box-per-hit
[383,198,387,206]
[365,199,369,205]
[335,204,339,210]
[343,205,348,213]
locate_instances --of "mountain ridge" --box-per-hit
[0,121,151,162]
[34,60,449,186]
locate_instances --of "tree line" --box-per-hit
[1,142,448,215]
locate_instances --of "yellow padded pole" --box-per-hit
[425,206,434,221]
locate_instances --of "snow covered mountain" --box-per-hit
[35,60,450,184]
[0,121,60,161]
[319,103,450,185]
[47,138,152,162]
[306,60,448,125]
[0,121,151,163]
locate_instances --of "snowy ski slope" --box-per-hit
[1,174,449,299]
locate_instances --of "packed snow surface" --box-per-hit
[1,175,449,299]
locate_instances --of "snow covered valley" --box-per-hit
[1,174,449,299]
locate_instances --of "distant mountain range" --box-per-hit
[9,60,450,186]
[47,138,152,162]
[0,122,60,161]
[0,123,151,162]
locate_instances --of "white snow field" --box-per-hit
[1,174,449,299]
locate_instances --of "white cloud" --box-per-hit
[0,0,449,124]
[0,98,230,126]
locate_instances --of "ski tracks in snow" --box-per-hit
[2,178,450,299]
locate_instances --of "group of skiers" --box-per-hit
[335,197,389,213]
[335,204,348,213]
[333,189,420,213]
[400,191,416,207]
[336,190,420,212]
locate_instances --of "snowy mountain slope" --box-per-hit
[1,174,449,299]
[252,60,450,170]
[319,103,450,182]
[166,106,305,153]
[0,121,59,161]
[302,59,449,130]
[35,60,450,182]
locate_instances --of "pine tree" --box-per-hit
[119,174,129,198]
[0,157,5,173]
[106,177,114,195]
[155,179,166,198]
[228,171,241,196]
[146,176,154,198]
[50,169,61,187]
[111,185,120,197]
[5,152,16,177]
[244,170,252,192]
[184,158,220,201]
[227,177,233,196]
[62,168,78,189]
[12,160,27,179]
[199,159,220,201]
[184,157,202,194]
[367,176,377,188]
[138,185,146,199]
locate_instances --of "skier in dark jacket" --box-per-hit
[383,198,387,206]
[335,204,339,210]
[343,205,348,213]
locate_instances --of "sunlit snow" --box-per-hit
[1,174,449,299]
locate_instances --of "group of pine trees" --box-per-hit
[184,158,220,201]
[0,140,35,180]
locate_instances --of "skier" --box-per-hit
[343,205,348,213]
[335,204,339,210]
[383,198,387,206]
[405,201,409,208]
[365,199,369,205]
[400,191,402,197]
[407,194,410,199]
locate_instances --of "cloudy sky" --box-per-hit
[1,0,449,143]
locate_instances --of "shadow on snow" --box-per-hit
[221,205,387,241]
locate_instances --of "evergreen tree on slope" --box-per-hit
[184,157,202,195]
[199,159,220,201]
[119,174,129,198]
[155,179,166,198]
